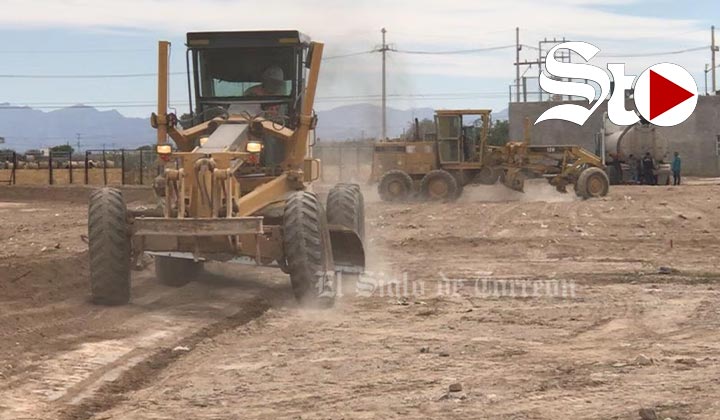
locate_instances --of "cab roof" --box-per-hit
[186,30,311,49]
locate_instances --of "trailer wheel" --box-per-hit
[327,183,365,241]
[421,170,458,201]
[88,188,131,305]
[283,191,335,306]
[576,167,610,199]
[378,170,413,202]
[155,256,203,287]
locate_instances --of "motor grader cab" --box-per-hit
[434,110,491,165]
[87,31,365,307]
[372,109,609,201]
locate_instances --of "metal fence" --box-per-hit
[0,149,161,186]
[0,151,17,185]
[3,144,373,186]
[313,143,374,184]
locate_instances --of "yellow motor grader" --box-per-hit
[370,109,609,201]
[88,31,365,306]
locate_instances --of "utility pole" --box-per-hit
[712,25,717,94]
[381,27,388,139]
[705,64,710,95]
[515,27,521,102]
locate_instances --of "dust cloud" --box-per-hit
[458,179,578,203]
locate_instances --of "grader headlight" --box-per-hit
[246,141,264,153]
[156,144,172,155]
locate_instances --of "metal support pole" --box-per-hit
[102,150,107,185]
[338,147,344,182]
[12,152,16,185]
[68,153,73,184]
[355,145,360,179]
[381,28,387,140]
[139,150,144,185]
[49,153,53,185]
[121,150,125,185]
[515,27,521,103]
[712,25,717,94]
[84,151,90,185]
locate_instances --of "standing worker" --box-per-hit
[642,152,655,185]
[672,152,682,185]
[628,154,638,183]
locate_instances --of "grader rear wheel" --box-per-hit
[283,191,335,306]
[576,167,610,199]
[420,170,458,201]
[155,256,204,287]
[88,188,131,306]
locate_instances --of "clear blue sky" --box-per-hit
[0,0,717,118]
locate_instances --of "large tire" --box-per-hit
[475,166,499,185]
[378,170,413,202]
[88,188,131,305]
[576,167,610,199]
[327,183,365,241]
[420,170,458,201]
[283,191,335,306]
[155,256,203,287]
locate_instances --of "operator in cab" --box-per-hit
[244,66,284,96]
[244,65,287,166]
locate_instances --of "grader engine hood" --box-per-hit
[200,123,250,153]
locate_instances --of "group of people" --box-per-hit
[623,152,682,186]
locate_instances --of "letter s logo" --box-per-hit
[536,42,611,126]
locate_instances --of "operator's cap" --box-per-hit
[263,66,284,83]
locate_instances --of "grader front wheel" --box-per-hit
[576,167,610,199]
[88,188,131,306]
[283,191,335,306]
[327,183,365,241]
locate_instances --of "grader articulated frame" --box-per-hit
[88,31,365,307]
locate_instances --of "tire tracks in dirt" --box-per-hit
[56,300,271,420]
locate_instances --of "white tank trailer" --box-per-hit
[602,114,671,185]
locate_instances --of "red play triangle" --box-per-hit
[650,70,694,119]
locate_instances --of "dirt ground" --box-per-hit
[1,180,720,420]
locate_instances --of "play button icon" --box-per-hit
[634,62,698,127]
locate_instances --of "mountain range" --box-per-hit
[0,103,508,152]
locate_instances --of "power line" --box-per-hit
[0,90,511,110]
[390,45,515,55]
[0,72,186,79]
[521,43,708,57]
[597,45,708,57]
[323,50,378,60]
[0,48,154,54]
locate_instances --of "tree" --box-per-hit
[50,144,74,155]
[487,120,509,146]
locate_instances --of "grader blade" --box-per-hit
[328,226,365,274]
